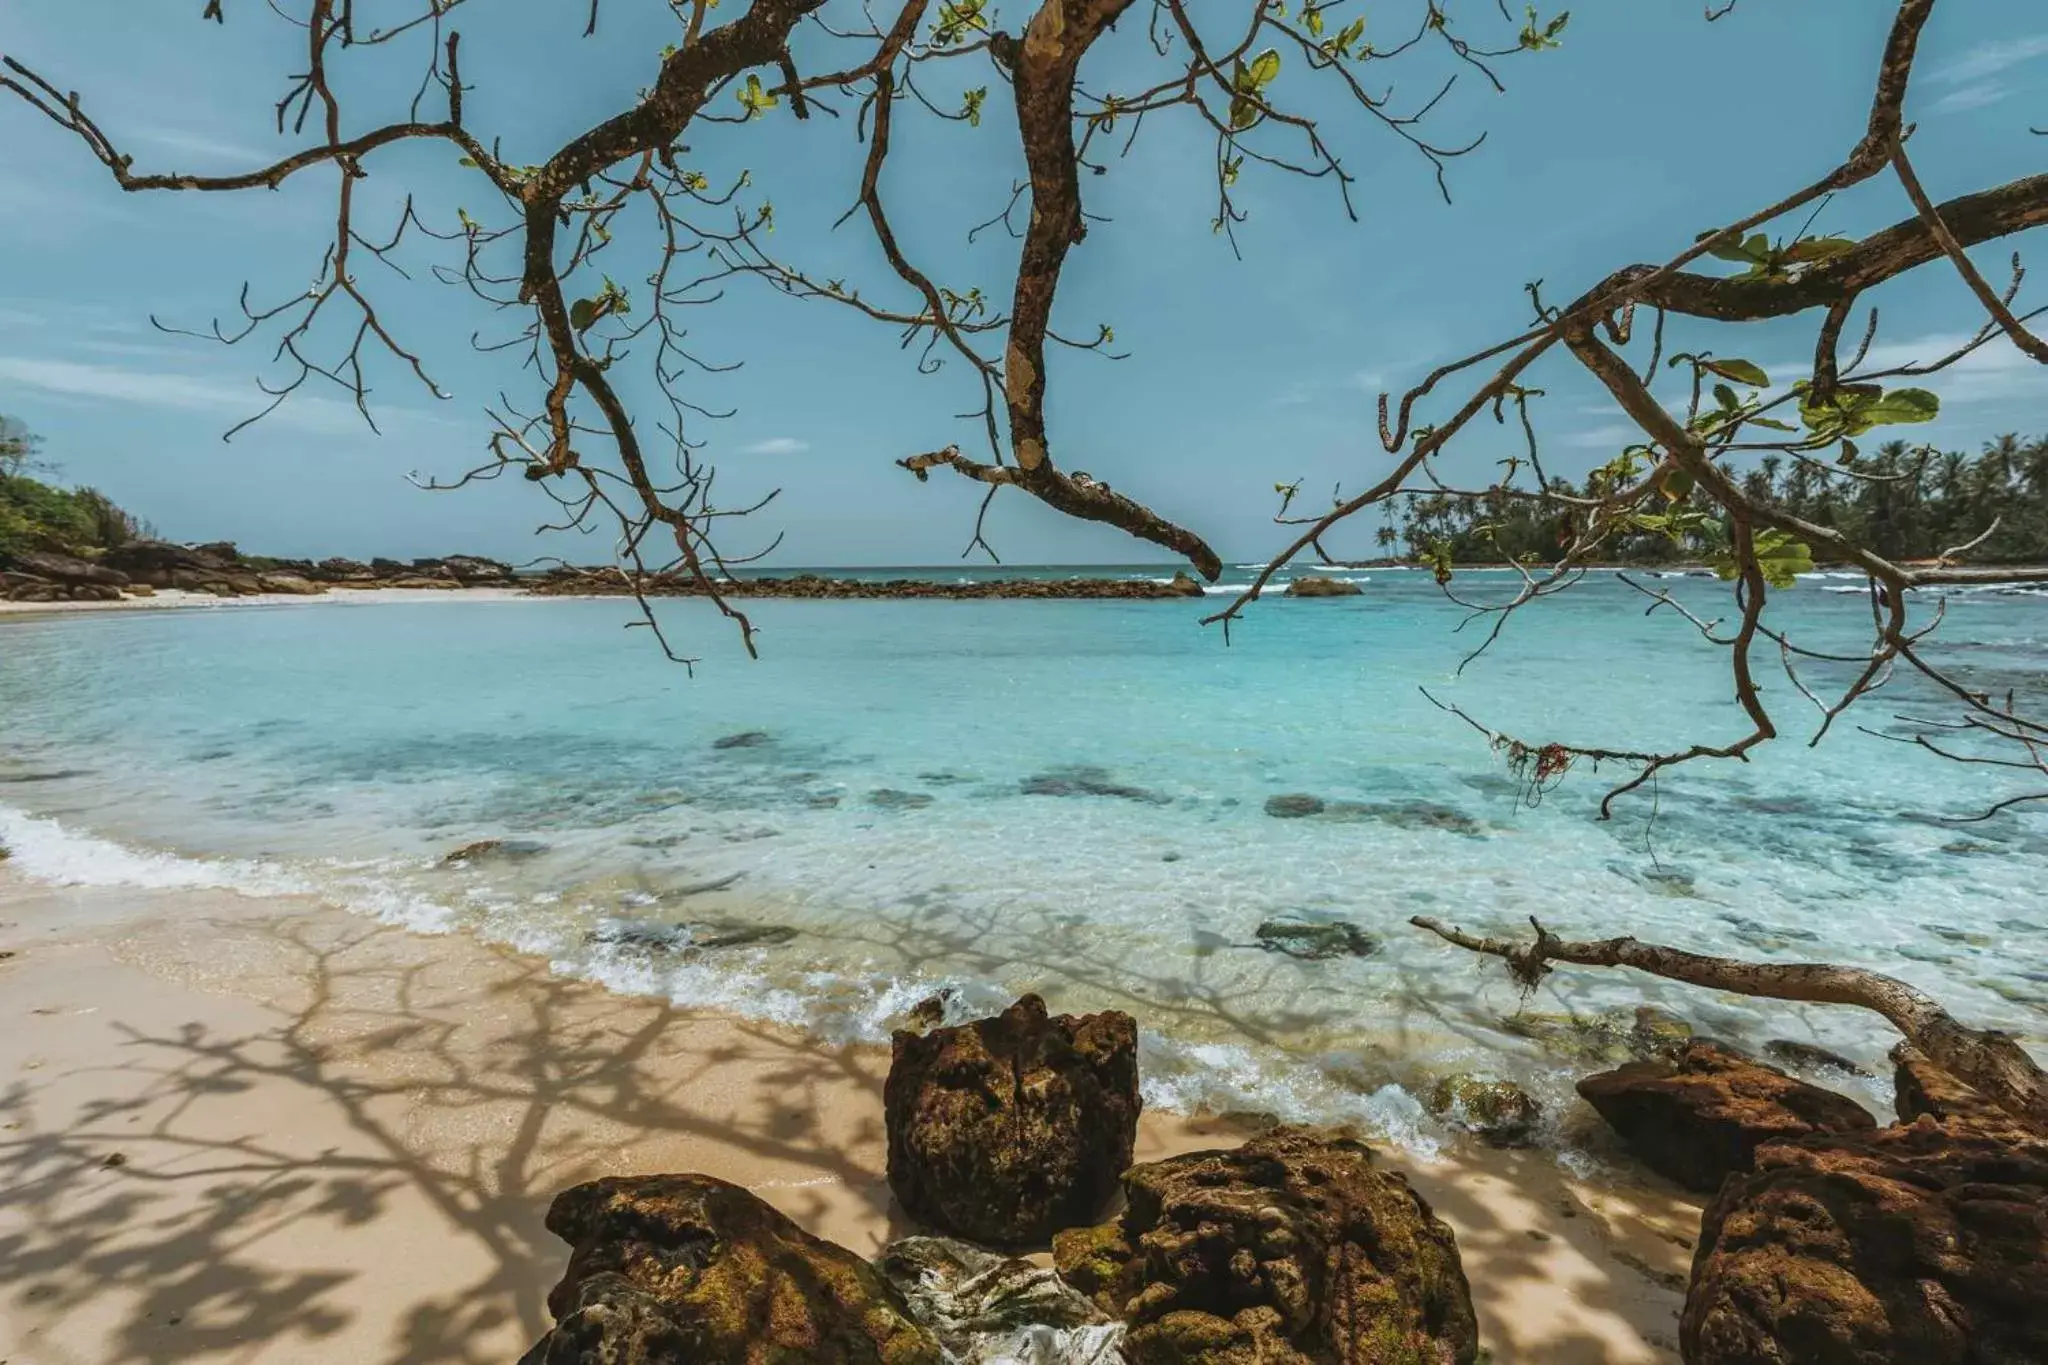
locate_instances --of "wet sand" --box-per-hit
[0,869,1700,1364]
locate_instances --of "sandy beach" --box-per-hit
[0,865,1704,1365]
[0,586,532,618]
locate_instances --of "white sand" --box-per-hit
[0,870,1698,1364]
[0,586,535,617]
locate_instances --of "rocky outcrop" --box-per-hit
[1577,1040,1876,1192]
[885,994,1140,1247]
[1053,1125,1478,1365]
[0,549,129,586]
[877,1236,1123,1364]
[528,568,1221,600]
[1426,1074,1542,1147]
[1284,576,1364,598]
[1682,1115,2048,1364]
[520,1174,942,1365]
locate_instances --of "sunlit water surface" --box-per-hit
[5,565,2047,1154]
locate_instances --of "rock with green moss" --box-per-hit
[1497,1004,1693,1066]
[1052,1125,1479,1365]
[521,1173,942,1364]
[886,994,1141,1246]
[1424,1075,1542,1147]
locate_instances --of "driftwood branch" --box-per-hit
[1412,915,2048,1128]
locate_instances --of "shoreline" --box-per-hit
[0,866,1700,1363]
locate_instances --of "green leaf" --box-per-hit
[962,86,987,126]
[1712,382,1741,412]
[1248,48,1282,88]
[1229,94,1260,130]
[737,72,779,118]
[1305,6,1323,37]
[1838,437,1860,465]
[1859,387,1940,427]
[570,297,599,332]
[1712,528,1813,589]
[458,156,479,169]
[1698,230,1770,266]
[1702,357,1769,387]
[1658,466,1695,502]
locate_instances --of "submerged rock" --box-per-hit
[439,837,549,867]
[1283,575,1363,598]
[1253,918,1380,961]
[1053,1125,1478,1365]
[1426,1074,1542,1147]
[1498,1003,1693,1066]
[886,994,1140,1246]
[1577,1040,1876,1193]
[1682,1116,2048,1365]
[1262,793,1325,819]
[878,1236,1123,1364]
[1019,766,1169,805]
[1330,800,1483,835]
[586,918,797,952]
[712,730,772,750]
[520,1173,941,1364]
[870,788,937,811]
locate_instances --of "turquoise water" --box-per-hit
[4,566,2047,1151]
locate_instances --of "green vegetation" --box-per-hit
[0,416,152,559]
[1387,433,2048,568]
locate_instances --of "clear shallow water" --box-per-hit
[4,567,2048,1154]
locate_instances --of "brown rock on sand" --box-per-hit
[884,994,1140,1246]
[1682,1114,2048,1364]
[1053,1124,1479,1365]
[1577,1039,1875,1192]
[521,1173,942,1365]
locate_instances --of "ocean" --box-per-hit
[4,563,2046,1155]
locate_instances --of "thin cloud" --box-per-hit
[738,436,809,455]
[1755,332,2048,410]
[137,129,270,163]
[1930,34,2048,86]
[0,354,454,435]
[1930,83,2012,116]
[1563,423,1644,449]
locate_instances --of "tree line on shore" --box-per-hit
[0,418,152,560]
[1384,433,2048,566]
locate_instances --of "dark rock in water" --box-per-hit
[520,1173,942,1365]
[1335,800,1482,835]
[1263,793,1325,819]
[1891,1044,2007,1126]
[1927,923,1994,947]
[1682,1117,2048,1365]
[902,990,956,1034]
[870,788,936,811]
[1998,917,2047,933]
[690,921,799,949]
[1426,1074,1542,1147]
[0,768,91,784]
[587,918,797,952]
[808,795,844,809]
[1284,575,1363,598]
[916,772,968,785]
[1577,1040,1876,1193]
[886,994,1140,1247]
[711,730,772,750]
[440,837,549,867]
[1719,913,1822,951]
[1166,571,1205,598]
[1159,852,1181,863]
[1019,766,1169,804]
[1053,1125,1478,1365]
[1253,918,1379,961]
[1762,1039,1873,1079]
[1498,1004,1694,1065]
[877,1236,1121,1363]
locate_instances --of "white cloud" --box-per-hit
[0,354,453,435]
[1350,369,1388,392]
[737,436,809,455]
[137,129,269,164]
[1754,332,2048,411]
[1931,34,2048,86]
[1930,82,2013,116]
[1563,423,1644,449]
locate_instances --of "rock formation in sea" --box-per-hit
[1283,575,1364,597]
[1052,1125,1479,1365]
[1576,1039,1876,1193]
[885,994,1141,1247]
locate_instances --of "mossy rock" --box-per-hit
[523,1173,942,1364]
[1425,1075,1542,1147]
[1053,1125,1478,1364]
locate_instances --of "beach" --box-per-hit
[0,866,1702,1365]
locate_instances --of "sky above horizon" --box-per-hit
[3,1,2046,567]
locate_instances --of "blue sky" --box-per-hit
[3,1,2046,566]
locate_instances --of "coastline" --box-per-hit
[0,866,1700,1364]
